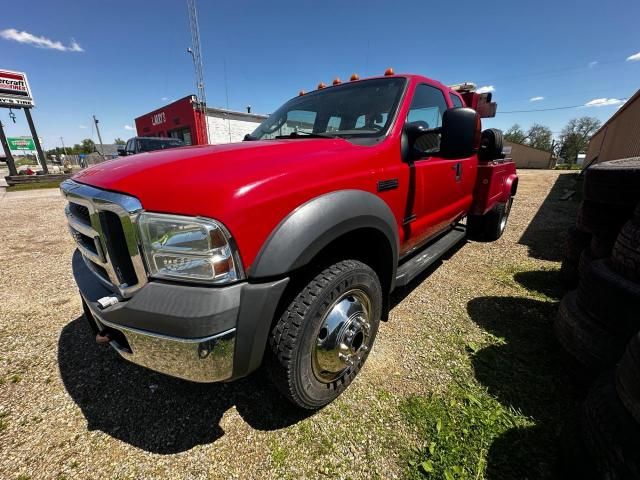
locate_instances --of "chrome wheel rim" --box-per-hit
[500,198,513,232]
[312,289,373,383]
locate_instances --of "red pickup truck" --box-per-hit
[62,71,517,409]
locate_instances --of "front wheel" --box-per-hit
[266,260,382,409]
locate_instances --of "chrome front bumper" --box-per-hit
[87,304,236,383]
[73,247,290,384]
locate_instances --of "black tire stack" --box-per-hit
[555,158,640,477]
[560,159,640,288]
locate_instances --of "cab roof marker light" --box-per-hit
[298,90,305,96]
[317,82,327,90]
[333,78,342,85]
[350,73,359,81]
[384,68,394,76]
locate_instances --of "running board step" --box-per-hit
[395,225,467,287]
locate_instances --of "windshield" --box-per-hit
[250,77,406,141]
[137,138,184,152]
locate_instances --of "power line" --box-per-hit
[499,104,584,114]
[474,58,625,85]
[498,98,628,114]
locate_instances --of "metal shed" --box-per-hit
[585,89,640,166]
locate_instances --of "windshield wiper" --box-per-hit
[275,131,337,139]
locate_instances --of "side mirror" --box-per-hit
[402,121,439,161]
[439,107,480,159]
[117,146,127,156]
[404,121,430,144]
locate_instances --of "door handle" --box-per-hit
[454,162,462,182]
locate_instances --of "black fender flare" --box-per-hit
[250,190,399,288]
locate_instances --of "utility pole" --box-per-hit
[60,136,68,155]
[24,108,48,173]
[0,120,17,176]
[93,115,104,156]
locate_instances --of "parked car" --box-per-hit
[61,71,517,409]
[119,136,184,156]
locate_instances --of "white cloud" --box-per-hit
[530,96,544,102]
[588,61,598,68]
[68,39,84,52]
[124,125,134,131]
[584,98,624,107]
[0,28,84,52]
[78,125,88,129]
[626,51,640,62]
[161,97,169,101]
[476,85,495,94]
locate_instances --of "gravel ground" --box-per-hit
[0,170,578,479]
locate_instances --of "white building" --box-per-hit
[205,108,267,144]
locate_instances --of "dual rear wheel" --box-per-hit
[467,197,513,241]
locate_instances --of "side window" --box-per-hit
[327,116,342,132]
[126,139,135,153]
[407,84,448,155]
[407,84,448,129]
[450,93,464,108]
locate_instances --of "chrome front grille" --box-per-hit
[61,179,147,297]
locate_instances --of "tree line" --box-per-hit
[503,116,602,164]
[45,137,126,156]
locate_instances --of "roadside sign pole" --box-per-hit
[0,120,18,176]
[24,108,48,174]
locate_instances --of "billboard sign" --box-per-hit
[0,69,34,108]
[8,137,35,150]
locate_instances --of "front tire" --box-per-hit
[266,260,382,409]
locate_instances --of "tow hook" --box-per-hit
[96,332,111,344]
[97,296,119,309]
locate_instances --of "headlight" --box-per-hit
[137,213,244,284]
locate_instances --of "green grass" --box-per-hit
[14,158,37,167]
[0,412,8,432]
[398,259,578,479]
[553,163,582,170]
[270,442,288,468]
[6,181,62,192]
[401,383,532,479]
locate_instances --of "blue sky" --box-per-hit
[1,0,639,149]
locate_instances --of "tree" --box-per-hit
[79,138,95,154]
[558,117,601,164]
[504,124,527,144]
[526,123,553,152]
[114,137,125,145]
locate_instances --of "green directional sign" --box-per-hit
[8,136,35,150]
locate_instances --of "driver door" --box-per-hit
[402,83,465,254]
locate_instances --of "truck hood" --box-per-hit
[72,139,373,217]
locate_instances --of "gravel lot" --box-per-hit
[0,170,579,479]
